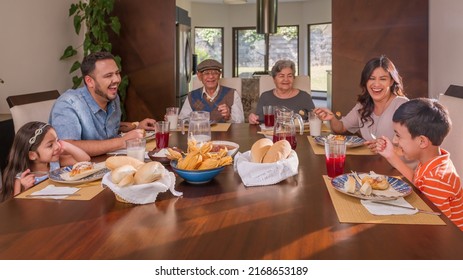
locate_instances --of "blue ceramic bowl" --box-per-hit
[170,160,225,184]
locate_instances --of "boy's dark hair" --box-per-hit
[80,51,115,78]
[392,98,451,146]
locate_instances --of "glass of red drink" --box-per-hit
[155,121,170,149]
[263,105,275,127]
[324,139,346,178]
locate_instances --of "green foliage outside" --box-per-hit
[195,28,222,63]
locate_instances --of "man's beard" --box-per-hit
[94,81,117,101]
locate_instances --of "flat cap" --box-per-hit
[197,59,222,72]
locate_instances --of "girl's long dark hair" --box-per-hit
[1,122,51,202]
[358,55,405,127]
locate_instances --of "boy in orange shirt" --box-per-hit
[377,98,462,231]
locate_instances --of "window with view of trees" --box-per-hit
[233,26,298,77]
[194,27,224,64]
[308,23,332,92]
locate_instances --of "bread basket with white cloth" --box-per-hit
[234,139,299,186]
[102,156,182,204]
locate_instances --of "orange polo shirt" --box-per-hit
[414,149,463,231]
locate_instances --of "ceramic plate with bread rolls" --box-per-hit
[49,162,109,184]
[331,172,412,201]
[314,135,365,148]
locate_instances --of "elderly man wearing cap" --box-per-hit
[179,59,244,123]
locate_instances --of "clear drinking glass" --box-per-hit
[324,139,346,178]
[263,105,275,127]
[309,111,322,137]
[126,138,146,162]
[166,107,179,130]
[155,121,170,149]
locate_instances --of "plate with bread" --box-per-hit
[120,130,155,141]
[49,162,110,184]
[314,134,365,148]
[331,171,412,201]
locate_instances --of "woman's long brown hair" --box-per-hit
[357,55,405,127]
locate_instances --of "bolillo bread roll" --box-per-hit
[134,161,166,184]
[111,164,137,184]
[105,156,145,170]
[344,176,356,194]
[250,138,273,163]
[118,174,135,187]
[262,140,292,163]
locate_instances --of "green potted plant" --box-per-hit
[60,0,129,119]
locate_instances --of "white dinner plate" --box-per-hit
[211,140,239,157]
[120,131,155,141]
[49,162,109,184]
[331,173,412,201]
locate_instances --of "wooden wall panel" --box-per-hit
[332,0,428,115]
[110,0,176,121]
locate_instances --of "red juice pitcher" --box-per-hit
[272,106,304,150]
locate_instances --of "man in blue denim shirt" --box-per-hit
[50,52,156,156]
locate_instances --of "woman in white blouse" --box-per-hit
[314,55,408,152]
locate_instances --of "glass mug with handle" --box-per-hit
[181,111,212,146]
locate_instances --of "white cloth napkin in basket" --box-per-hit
[102,169,182,204]
[233,150,299,186]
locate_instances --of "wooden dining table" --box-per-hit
[0,123,462,260]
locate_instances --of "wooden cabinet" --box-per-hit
[111,0,176,121]
[332,0,428,115]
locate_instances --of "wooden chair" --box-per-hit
[439,93,463,173]
[258,75,275,96]
[293,75,311,95]
[6,90,60,133]
[218,77,242,97]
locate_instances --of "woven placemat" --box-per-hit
[323,175,445,225]
[308,136,374,155]
[15,179,104,201]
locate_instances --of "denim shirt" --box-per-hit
[49,87,120,140]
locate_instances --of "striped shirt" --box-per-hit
[414,149,463,231]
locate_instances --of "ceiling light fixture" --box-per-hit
[256,0,277,34]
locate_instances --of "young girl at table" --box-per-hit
[0,121,90,202]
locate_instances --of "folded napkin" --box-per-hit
[361,197,418,215]
[102,169,182,204]
[29,184,80,199]
[234,150,299,187]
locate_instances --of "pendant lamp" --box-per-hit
[256,0,278,34]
